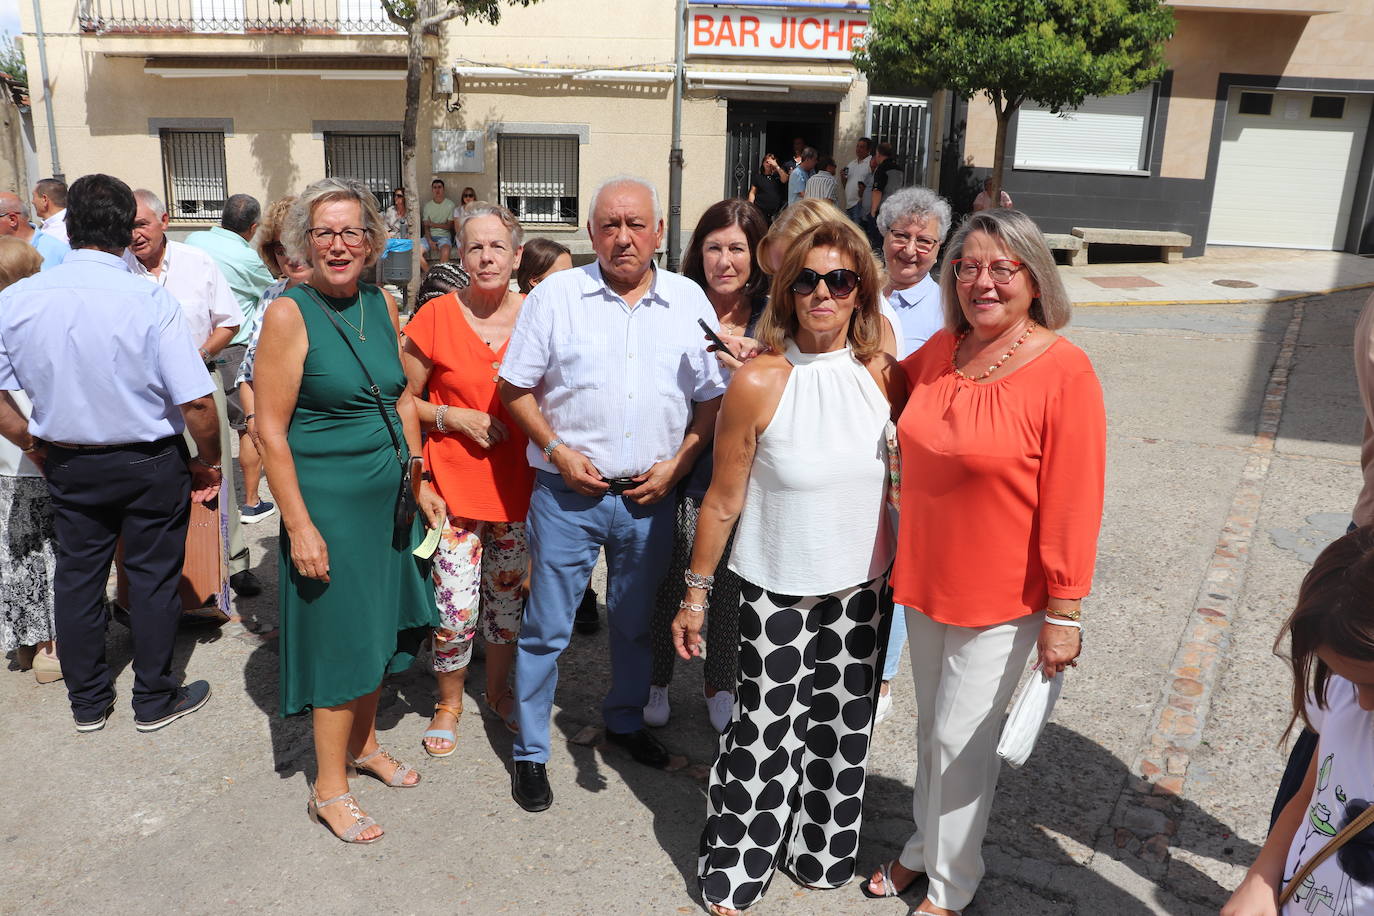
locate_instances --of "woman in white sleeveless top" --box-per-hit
[672,220,906,916]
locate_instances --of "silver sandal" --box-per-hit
[307,786,382,844]
[348,747,421,788]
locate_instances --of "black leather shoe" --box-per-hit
[605,727,671,769]
[512,761,552,812]
[229,570,263,597]
[134,680,211,732]
[574,588,600,635]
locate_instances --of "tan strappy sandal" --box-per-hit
[348,747,421,787]
[307,785,382,844]
[422,702,463,758]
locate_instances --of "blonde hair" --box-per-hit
[939,209,1072,333]
[0,237,43,290]
[282,177,388,269]
[755,220,885,362]
[254,195,298,277]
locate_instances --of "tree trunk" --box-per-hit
[401,9,426,311]
[990,102,1011,207]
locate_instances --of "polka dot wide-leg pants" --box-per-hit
[698,572,890,912]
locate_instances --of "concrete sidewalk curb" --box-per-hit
[1074,281,1374,309]
[1101,299,1305,877]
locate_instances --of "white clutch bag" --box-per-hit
[997,668,1064,768]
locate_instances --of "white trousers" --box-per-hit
[899,610,1041,911]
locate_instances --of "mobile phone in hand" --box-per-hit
[698,317,731,354]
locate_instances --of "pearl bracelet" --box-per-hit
[434,404,449,433]
[1044,616,1082,629]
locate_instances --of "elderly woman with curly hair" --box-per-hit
[866,208,1106,914]
[254,177,444,844]
[675,218,904,915]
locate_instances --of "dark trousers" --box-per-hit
[46,438,190,721]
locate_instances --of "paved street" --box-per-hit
[3,285,1369,915]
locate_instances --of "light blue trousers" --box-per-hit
[883,603,909,682]
[512,471,676,763]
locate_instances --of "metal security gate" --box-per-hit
[867,96,929,188]
[725,108,767,200]
[324,133,401,211]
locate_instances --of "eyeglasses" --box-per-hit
[790,267,859,298]
[393,193,404,199]
[891,231,940,254]
[951,258,1025,284]
[307,227,368,249]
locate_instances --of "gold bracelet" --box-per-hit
[1046,606,1082,621]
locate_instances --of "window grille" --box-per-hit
[324,132,402,211]
[160,129,228,222]
[867,97,929,189]
[498,135,579,224]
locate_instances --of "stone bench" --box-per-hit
[1071,227,1193,264]
[1043,233,1085,266]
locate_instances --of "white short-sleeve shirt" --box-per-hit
[500,261,728,478]
[123,240,241,347]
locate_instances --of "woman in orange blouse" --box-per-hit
[401,204,532,755]
[866,208,1106,915]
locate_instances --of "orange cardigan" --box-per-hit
[891,330,1106,627]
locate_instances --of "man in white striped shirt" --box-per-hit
[499,175,727,812]
[803,157,845,210]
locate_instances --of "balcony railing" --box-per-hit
[80,0,405,34]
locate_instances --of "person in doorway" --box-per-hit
[843,136,874,223]
[0,173,220,733]
[499,176,727,813]
[186,194,278,527]
[0,192,69,269]
[972,177,1014,212]
[866,142,903,248]
[804,156,845,209]
[124,189,261,607]
[747,154,787,223]
[423,179,457,264]
[790,136,807,169]
[31,178,68,245]
[787,147,818,208]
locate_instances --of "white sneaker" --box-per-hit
[706,691,734,733]
[875,688,894,724]
[644,685,671,727]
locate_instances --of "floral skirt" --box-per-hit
[0,475,57,650]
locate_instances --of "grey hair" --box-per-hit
[877,186,952,240]
[939,209,1072,333]
[133,189,167,218]
[588,175,663,225]
[0,192,27,217]
[458,202,524,249]
[281,177,388,268]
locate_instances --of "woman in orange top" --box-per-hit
[866,209,1106,915]
[401,204,532,755]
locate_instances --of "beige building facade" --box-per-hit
[954,0,1374,256]
[20,0,931,254]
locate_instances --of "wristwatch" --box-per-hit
[1046,606,1082,621]
[542,438,565,461]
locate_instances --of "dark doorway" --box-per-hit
[724,101,837,199]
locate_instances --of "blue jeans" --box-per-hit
[512,471,676,763]
[883,603,909,682]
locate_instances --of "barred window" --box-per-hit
[324,132,401,212]
[160,129,227,222]
[499,135,578,225]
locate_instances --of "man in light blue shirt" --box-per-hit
[0,173,220,734]
[500,176,726,811]
[0,192,69,269]
[787,147,818,208]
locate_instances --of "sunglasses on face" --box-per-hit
[790,267,859,298]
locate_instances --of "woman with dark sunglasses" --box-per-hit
[865,208,1105,915]
[672,219,904,915]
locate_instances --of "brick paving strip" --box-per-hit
[1099,300,1306,875]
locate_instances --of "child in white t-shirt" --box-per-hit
[1223,528,1374,915]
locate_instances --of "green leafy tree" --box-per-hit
[856,0,1175,203]
[0,34,27,87]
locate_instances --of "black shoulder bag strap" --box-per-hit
[299,285,405,469]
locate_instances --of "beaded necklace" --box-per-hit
[952,321,1037,382]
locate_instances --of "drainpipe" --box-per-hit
[666,0,685,270]
[30,0,62,179]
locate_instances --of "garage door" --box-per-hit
[1208,88,1370,249]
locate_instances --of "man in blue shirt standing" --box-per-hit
[0,174,221,733]
[0,191,69,269]
[500,176,727,812]
[787,147,818,208]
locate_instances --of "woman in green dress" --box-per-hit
[255,177,444,844]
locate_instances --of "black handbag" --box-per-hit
[304,286,423,532]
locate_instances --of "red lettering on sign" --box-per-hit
[693,14,715,47]
[798,17,821,50]
[770,16,790,48]
[717,14,736,46]
[846,19,865,50]
[822,17,844,49]
[739,15,760,47]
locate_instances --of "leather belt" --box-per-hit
[45,437,176,452]
[603,476,641,495]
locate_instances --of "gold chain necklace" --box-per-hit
[334,295,366,341]
[952,321,1036,381]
